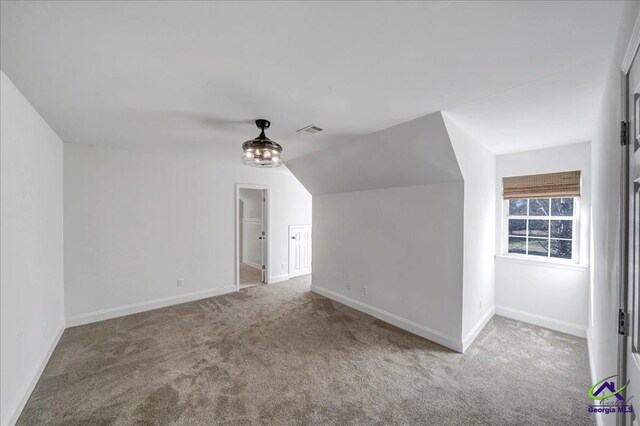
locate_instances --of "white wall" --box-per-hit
[495,260,589,335]
[311,182,465,349]
[494,142,591,337]
[239,188,262,219]
[590,4,639,425]
[1,71,65,425]
[64,143,311,325]
[294,111,499,352]
[443,115,497,347]
[241,219,262,267]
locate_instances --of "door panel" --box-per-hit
[626,50,640,425]
[289,225,312,278]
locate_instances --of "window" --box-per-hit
[504,197,578,261]
[502,170,581,262]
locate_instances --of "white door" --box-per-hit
[289,225,312,278]
[623,46,640,425]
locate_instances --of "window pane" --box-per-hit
[528,220,549,237]
[550,239,572,259]
[529,198,550,216]
[551,198,574,216]
[509,199,527,216]
[508,219,527,236]
[508,237,526,254]
[528,238,549,257]
[551,220,573,239]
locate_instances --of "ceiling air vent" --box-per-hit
[296,124,324,134]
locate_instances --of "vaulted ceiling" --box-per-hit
[0,1,623,160]
[287,112,462,195]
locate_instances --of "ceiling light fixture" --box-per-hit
[242,119,283,167]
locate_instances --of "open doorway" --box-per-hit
[236,184,269,290]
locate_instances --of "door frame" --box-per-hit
[288,224,312,278]
[618,12,640,425]
[235,183,270,291]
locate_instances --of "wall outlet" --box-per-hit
[177,279,184,287]
[347,281,351,290]
[362,286,367,296]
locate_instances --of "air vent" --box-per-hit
[296,124,324,134]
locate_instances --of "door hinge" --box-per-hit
[619,309,628,335]
[261,265,265,270]
[621,121,629,146]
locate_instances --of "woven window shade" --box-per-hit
[502,171,581,199]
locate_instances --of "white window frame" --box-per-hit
[502,197,580,264]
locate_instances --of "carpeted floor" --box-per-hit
[18,275,593,425]
[239,263,262,286]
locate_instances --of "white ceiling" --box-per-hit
[0,1,623,159]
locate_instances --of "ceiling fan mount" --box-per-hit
[255,119,270,130]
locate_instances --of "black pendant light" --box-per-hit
[242,119,283,167]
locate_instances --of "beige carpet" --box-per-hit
[18,275,593,425]
[239,263,262,286]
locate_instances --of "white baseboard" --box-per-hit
[310,285,463,352]
[495,305,587,338]
[242,261,262,270]
[66,286,237,327]
[3,325,65,426]
[289,272,311,279]
[269,274,290,284]
[462,306,495,352]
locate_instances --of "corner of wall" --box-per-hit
[442,112,498,343]
[461,305,496,353]
[1,70,66,425]
[2,323,65,426]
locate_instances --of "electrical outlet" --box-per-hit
[347,281,351,290]
[362,286,367,296]
[177,279,184,287]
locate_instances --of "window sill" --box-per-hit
[494,254,589,272]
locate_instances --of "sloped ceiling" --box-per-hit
[286,112,462,195]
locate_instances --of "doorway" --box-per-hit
[236,184,269,290]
